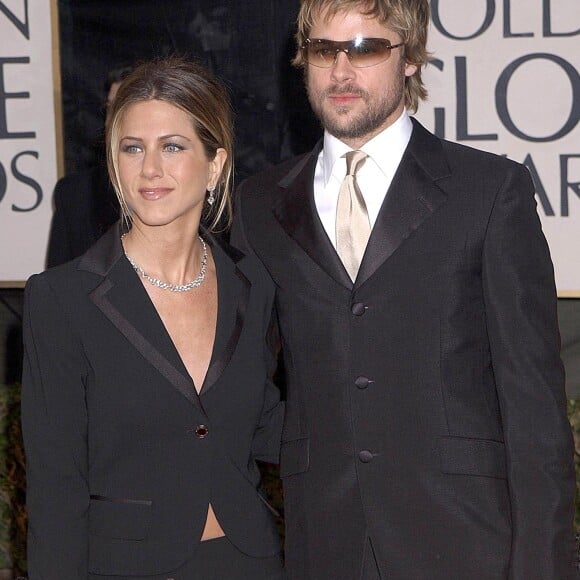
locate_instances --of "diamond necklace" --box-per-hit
[122,235,208,292]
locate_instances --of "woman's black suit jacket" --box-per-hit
[21,224,284,578]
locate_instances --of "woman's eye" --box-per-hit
[164,143,183,153]
[121,144,141,154]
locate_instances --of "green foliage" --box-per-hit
[0,383,26,576]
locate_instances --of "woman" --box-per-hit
[22,57,285,579]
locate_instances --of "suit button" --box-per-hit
[195,425,209,438]
[351,302,366,316]
[355,376,372,389]
[358,450,374,463]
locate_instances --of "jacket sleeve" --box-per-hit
[252,304,285,464]
[481,163,576,579]
[232,188,285,464]
[21,274,90,579]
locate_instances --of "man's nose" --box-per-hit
[330,51,356,82]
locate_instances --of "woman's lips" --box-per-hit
[138,187,173,200]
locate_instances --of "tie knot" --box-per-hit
[344,150,367,177]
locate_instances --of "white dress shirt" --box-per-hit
[313,109,413,249]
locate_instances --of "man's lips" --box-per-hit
[324,87,365,107]
[328,93,361,105]
[138,187,173,200]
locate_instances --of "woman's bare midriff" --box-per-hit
[201,504,226,540]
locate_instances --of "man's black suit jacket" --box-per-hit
[22,225,284,578]
[232,119,576,580]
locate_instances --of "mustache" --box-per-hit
[321,84,368,99]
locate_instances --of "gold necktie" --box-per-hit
[336,150,370,281]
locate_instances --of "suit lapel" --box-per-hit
[272,122,452,290]
[199,234,250,396]
[355,119,451,288]
[273,143,352,287]
[79,225,250,408]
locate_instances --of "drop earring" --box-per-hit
[207,185,216,206]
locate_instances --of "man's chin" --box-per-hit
[319,108,358,133]
[322,116,365,142]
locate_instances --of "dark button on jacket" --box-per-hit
[358,450,374,463]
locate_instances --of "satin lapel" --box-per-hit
[273,144,352,288]
[199,234,250,396]
[82,227,201,409]
[356,120,451,288]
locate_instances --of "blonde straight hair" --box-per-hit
[106,56,234,232]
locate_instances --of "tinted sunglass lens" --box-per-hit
[305,41,335,67]
[350,39,391,67]
[303,38,395,68]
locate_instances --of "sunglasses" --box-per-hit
[301,37,404,69]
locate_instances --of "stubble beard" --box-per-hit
[307,69,407,144]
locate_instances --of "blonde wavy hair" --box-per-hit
[293,0,430,113]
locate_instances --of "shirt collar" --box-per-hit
[322,109,413,185]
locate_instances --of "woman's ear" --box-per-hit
[208,147,227,188]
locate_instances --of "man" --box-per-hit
[232,1,576,578]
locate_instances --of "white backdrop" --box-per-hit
[415,0,579,295]
[0,0,59,283]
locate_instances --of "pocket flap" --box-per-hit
[89,495,152,540]
[440,436,507,479]
[279,437,309,478]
